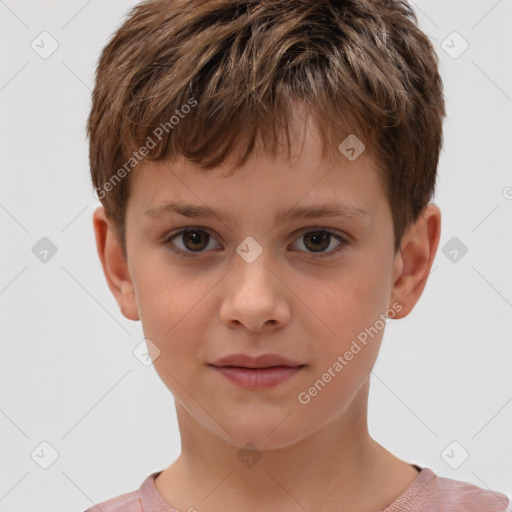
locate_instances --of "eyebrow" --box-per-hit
[144,200,370,227]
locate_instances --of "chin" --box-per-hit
[218,416,306,452]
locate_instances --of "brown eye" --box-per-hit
[165,228,220,258]
[303,231,331,252]
[292,229,348,257]
[164,227,348,259]
[181,230,209,251]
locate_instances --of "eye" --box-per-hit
[290,228,348,258]
[163,227,349,259]
[164,228,220,258]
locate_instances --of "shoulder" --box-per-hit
[81,471,181,512]
[81,472,160,512]
[83,489,142,512]
[389,467,512,512]
[83,488,143,512]
[434,470,511,512]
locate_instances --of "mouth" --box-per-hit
[208,364,305,389]
[210,352,305,368]
[208,353,306,389]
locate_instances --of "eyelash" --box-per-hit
[163,227,349,259]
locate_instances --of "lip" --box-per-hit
[208,353,305,390]
[210,353,304,368]
[210,366,304,389]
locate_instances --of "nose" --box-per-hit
[219,253,291,332]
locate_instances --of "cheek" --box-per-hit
[310,258,390,370]
[133,262,212,367]
[321,258,389,325]
[298,280,385,418]
[140,288,210,397]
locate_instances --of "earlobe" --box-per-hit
[389,203,441,319]
[92,205,140,321]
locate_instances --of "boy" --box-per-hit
[85,0,511,511]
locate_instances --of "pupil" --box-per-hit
[184,231,208,251]
[305,231,329,252]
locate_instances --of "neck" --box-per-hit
[155,379,419,512]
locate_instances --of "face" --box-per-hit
[98,118,428,451]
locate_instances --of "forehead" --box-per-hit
[129,158,386,236]
[128,114,387,226]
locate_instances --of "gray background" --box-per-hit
[1,0,511,510]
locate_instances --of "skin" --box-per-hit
[93,116,441,512]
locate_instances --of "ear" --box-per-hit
[92,205,140,321]
[388,202,441,319]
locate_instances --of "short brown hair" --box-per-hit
[87,0,445,257]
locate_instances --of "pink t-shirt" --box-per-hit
[83,465,511,512]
